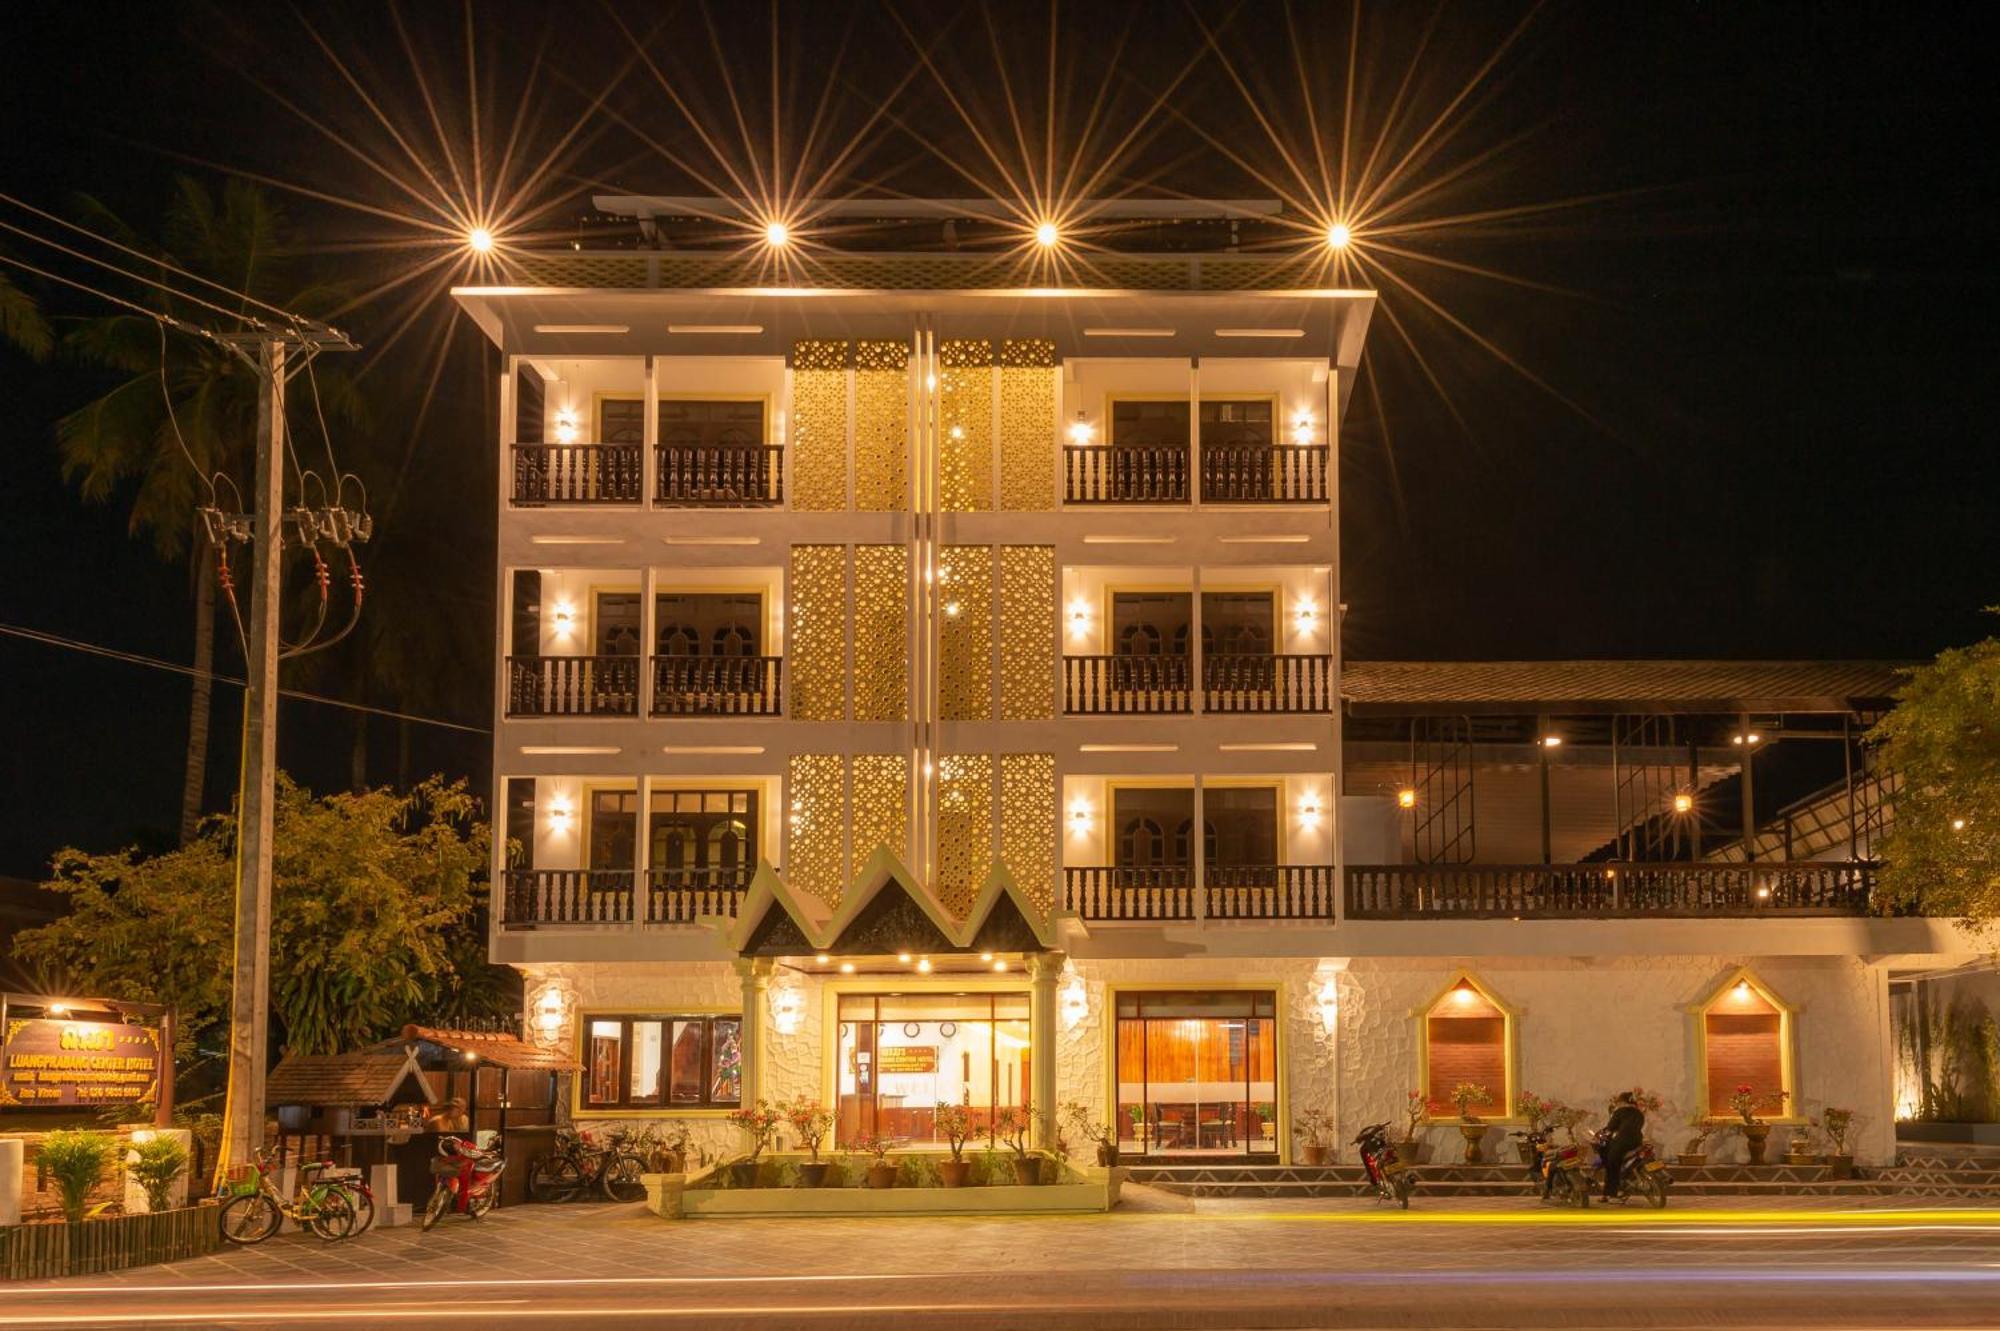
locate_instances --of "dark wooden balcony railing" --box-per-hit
[656,443,783,506]
[506,655,640,717]
[1064,866,1196,920]
[501,869,635,929]
[650,656,782,716]
[646,867,752,923]
[511,444,642,505]
[1343,862,1876,920]
[1200,444,1330,503]
[1202,653,1334,713]
[1063,445,1190,504]
[1064,654,1193,714]
[1205,865,1337,919]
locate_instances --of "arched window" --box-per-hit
[658,623,699,656]
[712,624,755,657]
[1118,623,1162,657]
[1694,969,1795,1119]
[1418,972,1515,1119]
[1118,816,1167,866]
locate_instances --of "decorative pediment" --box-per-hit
[727,845,1055,956]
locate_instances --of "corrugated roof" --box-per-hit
[1341,660,1909,714]
[265,1053,433,1108]
[395,1026,579,1073]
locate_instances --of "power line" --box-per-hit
[0,622,489,736]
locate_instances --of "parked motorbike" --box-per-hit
[1514,1128,1590,1208]
[1588,1129,1669,1209]
[1353,1121,1416,1208]
[422,1135,507,1231]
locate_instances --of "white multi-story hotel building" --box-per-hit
[454,198,1971,1171]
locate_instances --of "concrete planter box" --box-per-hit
[643,1155,1122,1219]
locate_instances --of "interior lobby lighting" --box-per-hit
[466,226,495,254]
[1034,220,1060,248]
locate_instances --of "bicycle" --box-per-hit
[218,1147,357,1243]
[322,1164,377,1236]
[526,1127,647,1203]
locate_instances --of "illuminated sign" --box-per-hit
[0,1018,162,1109]
[876,1046,938,1075]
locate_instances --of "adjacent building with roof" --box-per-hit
[453,197,1971,1172]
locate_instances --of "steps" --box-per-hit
[1126,1159,2000,1200]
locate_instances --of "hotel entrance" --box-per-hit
[1115,990,1278,1158]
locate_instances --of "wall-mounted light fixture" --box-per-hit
[551,601,577,635]
[1540,734,1563,749]
[1397,787,1418,810]
[1067,415,1096,447]
[1060,972,1088,1030]
[531,983,570,1046]
[547,796,574,834]
[1297,791,1323,832]
[1290,412,1314,448]
[770,982,806,1035]
[1067,798,1093,834]
[1066,599,1092,638]
[1313,976,1339,1033]
[553,406,580,446]
[1292,598,1318,634]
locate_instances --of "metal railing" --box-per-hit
[1064,654,1193,714]
[655,443,783,506]
[501,869,635,928]
[646,867,752,923]
[1199,444,1330,503]
[1342,862,1876,919]
[1205,865,1338,919]
[511,444,642,505]
[1202,653,1334,713]
[650,656,782,716]
[1063,445,1190,504]
[1064,866,1196,920]
[506,655,640,717]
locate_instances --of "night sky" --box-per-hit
[1,2,1994,878]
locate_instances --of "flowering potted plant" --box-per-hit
[725,1101,782,1187]
[1679,1111,1717,1166]
[784,1096,834,1187]
[1292,1107,1336,1166]
[849,1132,899,1189]
[1450,1082,1492,1164]
[993,1107,1044,1185]
[1060,1100,1118,1168]
[1514,1092,1558,1164]
[1397,1090,1435,1164]
[934,1097,977,1186]
[1729,1084,1789,1164]
[1818,1107,1855,1178]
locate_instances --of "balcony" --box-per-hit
[1199,444,1329,503]
[650,655,783,717]
[655,442,783,506]
[1063,445,1189,504]
[506,656,640,717]
[1064,654,1193,714]
[1063,865,1336,922]
[501,869,635,928]
[646,866,752,923]
[1342,862,1876,920]
[1202,653,1334,713]
[511,444,642,505]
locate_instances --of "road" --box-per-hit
[11,1194,2000,1329]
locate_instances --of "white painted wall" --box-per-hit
[527,357,646,442]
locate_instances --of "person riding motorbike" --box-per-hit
[1599,1091,1646,1201]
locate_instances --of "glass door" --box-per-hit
[1115,991,1277,1157]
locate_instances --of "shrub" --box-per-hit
[125,1134,190,1213]
[40,1130,117,1224]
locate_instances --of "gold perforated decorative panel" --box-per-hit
[998,545,1056,721]
[854,340,909,511]
[937,545,993,721]
[938,339,992,512]
[850,753,911,879]
[791,340,848,511]
[789,545,846,721]
[999,752,1057,911]
[853,545,908,721]
[786,753,846,905]
[998,339,1056,511]
[935,753,994,914]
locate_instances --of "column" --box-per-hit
[734,957,774,1107]
[1029,951,1064,1149]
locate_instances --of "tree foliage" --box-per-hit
[12,776,510,1055]
[1870,619,2000,924]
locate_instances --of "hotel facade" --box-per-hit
[455,198,1971,1171]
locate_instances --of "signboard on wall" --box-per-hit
[876,1046,938,1075]
[0,1018,163,1108]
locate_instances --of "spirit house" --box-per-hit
[455,198,1966,1170]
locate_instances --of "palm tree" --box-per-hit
[0,266,52,359]
[57,177,351,842]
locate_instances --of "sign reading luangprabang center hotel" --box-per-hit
[0,1018,162,1107]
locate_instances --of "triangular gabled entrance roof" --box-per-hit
[726,846,1055,956]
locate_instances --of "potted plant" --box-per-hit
[1514,1092,1558,1164]
[934,1098,977,1187]
[1397,1090,1435,1164]
[725,1101,782,1187]
[1292,1107,1335,1166]
[1783,1123,1819,1166]
[1060,1100,1118,1167]
[1679,1112,1716,1166]
[1819,1107,1855,1178]
[1126,1103,1149,1150]
[39,1129,116,1225]
[1450,1082,1491,1164]
[1729,1084,1787,1164]
[656,1122,695,1174]
[993,1107,1043,1185]
[845,1132,897,1188]
[784,1096,834,1187]
[125,1134,189,1214]
[1254,1103,1277,1143]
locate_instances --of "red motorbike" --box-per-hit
[1353,1121,1416,1208]
[422,1135,506,1231]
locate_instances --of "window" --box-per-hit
[599,397,645,445]
[1115,991,1277,1157]
[593,592,642,656]
[655,592,763,657]
[1201,591,1274,656]
[1111,592,1191,657]
[587,790,638,871]
[1114,788,1194,868]
[649,789,758,882]
[1700,972,1791,1117]
[583,1014,742,1110]
[1205,786,1278,869]
[835,993,1030,1147]
[1109,398,1189,449]
[660,399,765,448]
[1198,398,1275,448]
[1423,975,1511,1118]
